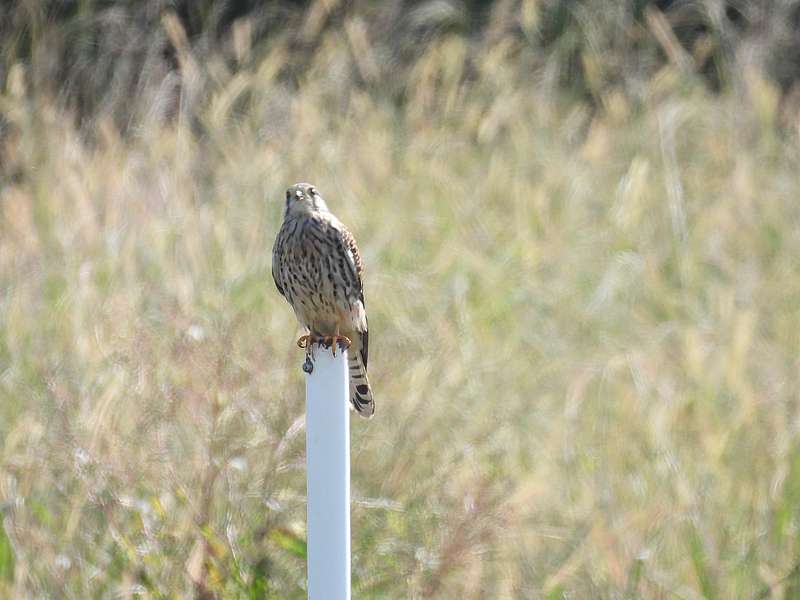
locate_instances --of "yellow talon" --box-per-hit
[321,334,351,356]
[297,333,320,360]
[297,333,350,356]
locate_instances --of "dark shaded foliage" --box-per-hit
[1,0,799,129]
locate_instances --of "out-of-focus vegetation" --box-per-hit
[5,0,800,130]
[1,0,800,598]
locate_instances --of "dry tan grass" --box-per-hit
[1,16,800,600]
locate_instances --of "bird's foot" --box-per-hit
[319,334,352,356]
[297,333,351,360]
[297,333,320,361]
[297,333,319,351]
[298,333,320,373]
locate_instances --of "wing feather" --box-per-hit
[338,224,368,368]
[271,227,286,298]
[340,226,364,304]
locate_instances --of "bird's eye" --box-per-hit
[309,187,316,195]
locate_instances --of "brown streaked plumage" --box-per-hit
[272,183,374,418]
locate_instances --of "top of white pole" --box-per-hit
[305,345,351,600]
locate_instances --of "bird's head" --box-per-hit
[284,182,329,218]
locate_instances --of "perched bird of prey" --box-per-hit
[272,183,374,418]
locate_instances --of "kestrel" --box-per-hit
[272,183,374,418]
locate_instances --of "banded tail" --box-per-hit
[348,332,374,418]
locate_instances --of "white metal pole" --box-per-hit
[305,344,351,600]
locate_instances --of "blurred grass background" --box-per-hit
[2,0,800,598]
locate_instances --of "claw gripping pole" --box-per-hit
[305,344,351,600]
